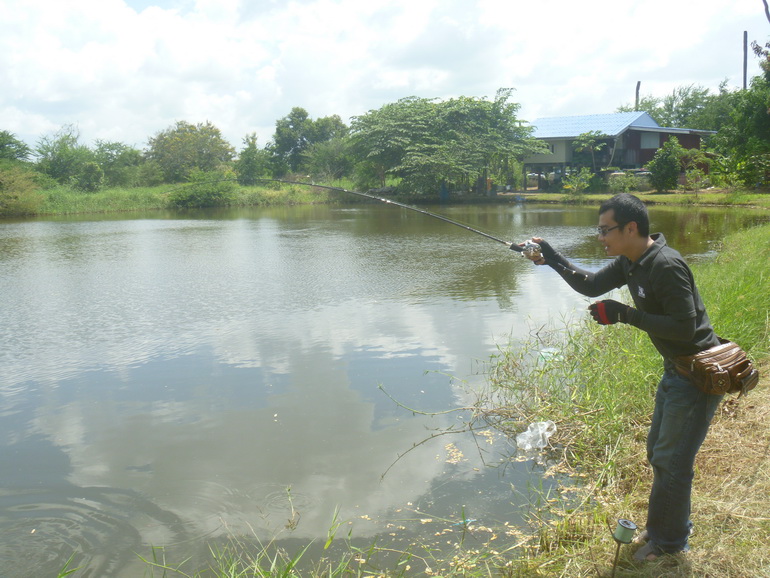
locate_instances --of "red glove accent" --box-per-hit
[588,300,627,325]
[595,301,610,325]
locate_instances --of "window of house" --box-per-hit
[640,132,659,149]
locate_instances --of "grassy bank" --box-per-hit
[486,221,770,576]
[33,181,340,216]
[518,188,770,210]
[19,180,770,218]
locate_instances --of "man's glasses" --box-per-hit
[596,225,621,236]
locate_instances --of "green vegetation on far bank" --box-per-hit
[0,176,769,221]
[518,188,770,210]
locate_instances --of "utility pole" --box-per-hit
[744,31,748,90]
[635,81,641,110]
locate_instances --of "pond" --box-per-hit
[0,202,765,575]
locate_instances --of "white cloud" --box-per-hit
[0,0,765,150]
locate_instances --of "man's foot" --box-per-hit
[633,525,693,546]
[633,541,689,562]
[633,542,659,562]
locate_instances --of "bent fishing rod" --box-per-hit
[254,179,587,280]
[256,178,527,250]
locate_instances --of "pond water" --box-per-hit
[0,202,765,575]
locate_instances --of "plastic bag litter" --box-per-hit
[516,420,557,451]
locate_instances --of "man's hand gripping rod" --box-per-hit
[515,240,588,281]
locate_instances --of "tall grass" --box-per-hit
[41,185,169,214]
[34,182,351,216]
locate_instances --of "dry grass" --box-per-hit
[504,359,770,578]
[676,358,770,577]
[594,361,770,578]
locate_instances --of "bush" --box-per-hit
[562,167,592,195]
[647,137,685,192]
[167,170,237,208]
[608,171,637,193]
[73,161,104,192]
[0,162,44,216]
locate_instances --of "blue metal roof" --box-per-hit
[530,111,660,139]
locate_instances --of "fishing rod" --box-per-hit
[266,179,590,280]
[254,178,539,254]
[178,176,585,277]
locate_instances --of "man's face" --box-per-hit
[597,209,625,257]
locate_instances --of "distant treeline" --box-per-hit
[2,69,770,216]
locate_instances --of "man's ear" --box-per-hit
[625,221,638,235]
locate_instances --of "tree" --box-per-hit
[302,137,353,181]
[349,96,435,188]
[707,75,770,187]
[235,133,270,185]
[350,88,541,193]
[145,121,235,183]
[646,137,686,192]
[617,85,720,130]
[0,131,31,162]
[269,108,349,174]
[573,131,608,172]
[74,161,104,192]
[94,140,143,187]
[35,125,96,184]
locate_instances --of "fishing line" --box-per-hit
[255,179,587,280]
[173,177,585,276]
[254,178,528,252]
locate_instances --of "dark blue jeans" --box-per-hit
[645,368,722,554]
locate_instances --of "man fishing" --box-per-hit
[525,192,722,561]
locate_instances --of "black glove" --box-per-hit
[588,300,630,325]
[536,239,570,269]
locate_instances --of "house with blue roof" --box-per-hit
[523,111,713,173]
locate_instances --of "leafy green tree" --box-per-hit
[74,161,104,192]
[706,74,770,186]
[658,85,712,127]
[0,131,31,161]
[617,95,663,123]
[617,85,723,130]
[94,140,143,187]
[146,121,235,183]
[573,131,608,172]
[350,88,540,194]
[235,133,270,185]
[35,125,96,184]
[349,96,435,189]
[269,108,348,174]
[302,137,352,181]
[646,137,686,192]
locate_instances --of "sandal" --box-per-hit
[633,542,659,562]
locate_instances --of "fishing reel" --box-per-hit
[520,240,542,261]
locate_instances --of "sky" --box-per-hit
[1,0,768,152]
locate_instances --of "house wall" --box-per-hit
[525,129,704,171]
[523,139,573,164]
[637,132,702,166]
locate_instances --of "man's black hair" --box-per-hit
[599,193,650,237]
